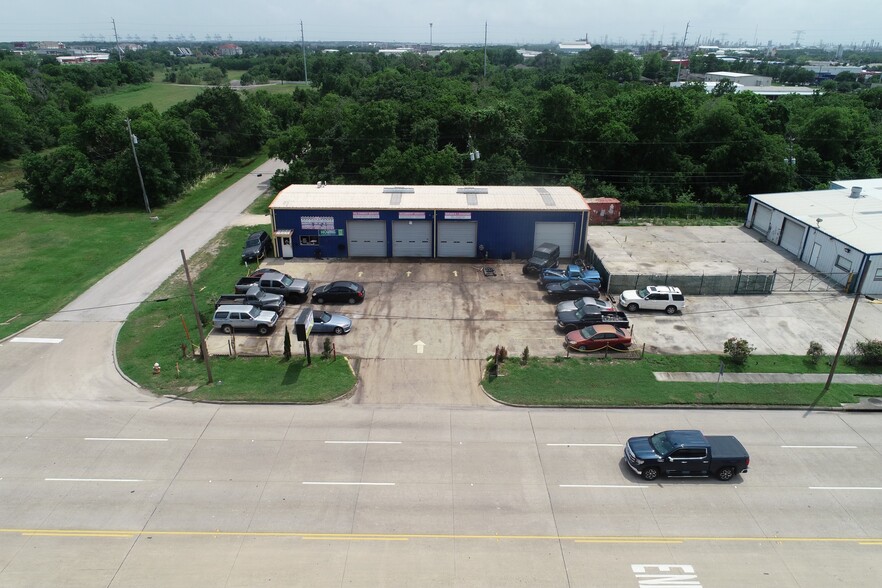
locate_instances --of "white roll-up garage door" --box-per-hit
[392,221,432,257]
[437,222,477,257]
[346,220,387,257]
[751,203,772,235]
[533,222,575,258]
[779,218,806,256]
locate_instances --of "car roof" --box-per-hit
[214,304,256,313]
[248,230,267,238]
[591,324,621,334]
[647,285,682,294]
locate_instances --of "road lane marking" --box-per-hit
[578,539,682,544]
[85,438,168,442]
[302,482,395,486]
[45,478,143,483]
[782,445,857,449]
[324,441,402,444]
[10,337,64,344]
[302,536,408,541]
[810,486,882,491]
[547,443,621,447]
[560,484,649,489]
[23,532,134,538]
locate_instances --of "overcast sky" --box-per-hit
[5,1,880,48]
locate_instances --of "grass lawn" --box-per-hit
[247,192,275,215]
[116,226,355,401]
[0,158,24,194]
[483,354,881,407]
[92,81,306,113]
[0,155,268,340]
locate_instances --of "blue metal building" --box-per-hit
[269,184,590,260]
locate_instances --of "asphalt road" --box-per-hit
[1,164,881,586]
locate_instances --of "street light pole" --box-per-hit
[125,118,151,214]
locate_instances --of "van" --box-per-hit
[522,242,560,274]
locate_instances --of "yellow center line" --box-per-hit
[575,539,683,544]
[302,537,408,541]
[23,532,134,538]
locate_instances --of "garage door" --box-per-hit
[346,220,387,257]
[533,222,575,258]
[437,222,477,257]
[779,218,806,256]
[751,203,772,235]
[392,221,432,257]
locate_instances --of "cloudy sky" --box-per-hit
[5,1,880,47]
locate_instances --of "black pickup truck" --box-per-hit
[216,286,286,315]
[556,308,630,331]
[624,430,749,481]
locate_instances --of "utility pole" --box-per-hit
[111,17,123,60]
[125,118,151,214]
[300,21,308,83]
[823,256,872,394]
[676,22,690,82]
[181,250,213,384]
[483,21,488,78]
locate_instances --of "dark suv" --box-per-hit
[523,242,560,275]
[242,230,270,263]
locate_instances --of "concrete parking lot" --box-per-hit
[206,225,882,404]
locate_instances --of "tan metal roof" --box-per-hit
[270,184,589,212]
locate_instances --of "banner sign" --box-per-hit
[353,211,380,219]
[301,216,334,230]
[399,212,425,220]
[445,212,472,220]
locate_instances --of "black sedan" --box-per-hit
[311,281,365,304]
[545,280,601,301]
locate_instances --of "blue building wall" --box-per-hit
[272,208,586,259]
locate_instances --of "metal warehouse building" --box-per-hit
[746,178,882,294]
[269,184,589,260]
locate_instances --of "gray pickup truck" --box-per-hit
[235,271,310,301]
[624,429,750,481]
[216,286,285,315]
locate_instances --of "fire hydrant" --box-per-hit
[152,362,161,375]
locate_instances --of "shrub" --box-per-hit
[521,346,530,366]
[723,337,755,365]
[553,355,564,363]
[283,326,291,360]
[494,345,509,363]
[805,341,823,365]
[854,339,882,365]
[321,337,332,360]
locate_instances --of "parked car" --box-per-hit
[310,310,352,335]
[235,271,310,302]
[564,324,631,351]
[556,308,630,332]
[242,230,270,263]
[624,429,750,482]
[522,242,560,275]
[215,286,286,315]
[212,304,278,335]
[312,281,365,304]
[538,264,602,287]
[618,285,685,314]
[555,296,615,315]
[249,267,284,278]
[544,280,601,301]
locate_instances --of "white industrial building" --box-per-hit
[706,71,773,87]
[746,179,882,294]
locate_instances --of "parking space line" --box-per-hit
[324,441,402,444]
[85,438,168,442]
[560,484,648,489]
[45,478,144,483]
[10,337,64,344]
[547,443,621,447]
[302,482,395,486]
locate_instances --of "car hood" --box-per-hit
[288,278,310,291]
[257,310,279,324]
[619,290,639,301]
[325,314,352,328]
[564,330,585,344]
[626,436,660,460]
[258,292,285,305]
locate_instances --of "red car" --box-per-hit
[565,324,632,351]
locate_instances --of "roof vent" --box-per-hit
[536,187,556,207]
[850,186,863,198]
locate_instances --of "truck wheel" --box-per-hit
[315,297,324,304]
[627,303,639,312]
[717,467,735,481]
[334,326,344,335]
[257,325,270,335]
[642,467,659,481]
[665,305,677,315]
[221,324,233,334]
[578,345,588,351]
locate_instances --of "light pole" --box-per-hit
[125,118,151,214]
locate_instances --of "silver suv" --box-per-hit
[618,286,685,314]
[213,304,278,335]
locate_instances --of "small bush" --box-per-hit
[521,346,530,366]
[854,339,882,365]
[283,327,291,360]
[321,337,332,360]
[495,345,509,363]
[805,341,823,365]
[553,355,564,363]
[723,337,755,365]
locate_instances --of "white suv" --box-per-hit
[618,286,685,314]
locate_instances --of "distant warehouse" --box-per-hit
[746,178,882,294]
[268,184,590,260]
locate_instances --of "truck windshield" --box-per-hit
[247,307,261,318]
[281,275,294,287]
[649,432,675,455]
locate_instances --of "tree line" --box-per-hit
[3,45,882,211]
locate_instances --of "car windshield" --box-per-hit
[281,275,294,287]
[636,288,649,298]
[573,298,586,309]
[649,432,675,455]
[247,306,261,318]
[580,326,598,338]
[319,311,332,322]
[246,238,260,247]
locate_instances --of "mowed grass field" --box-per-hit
[92,81,304,112]
[0,155,268,340]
